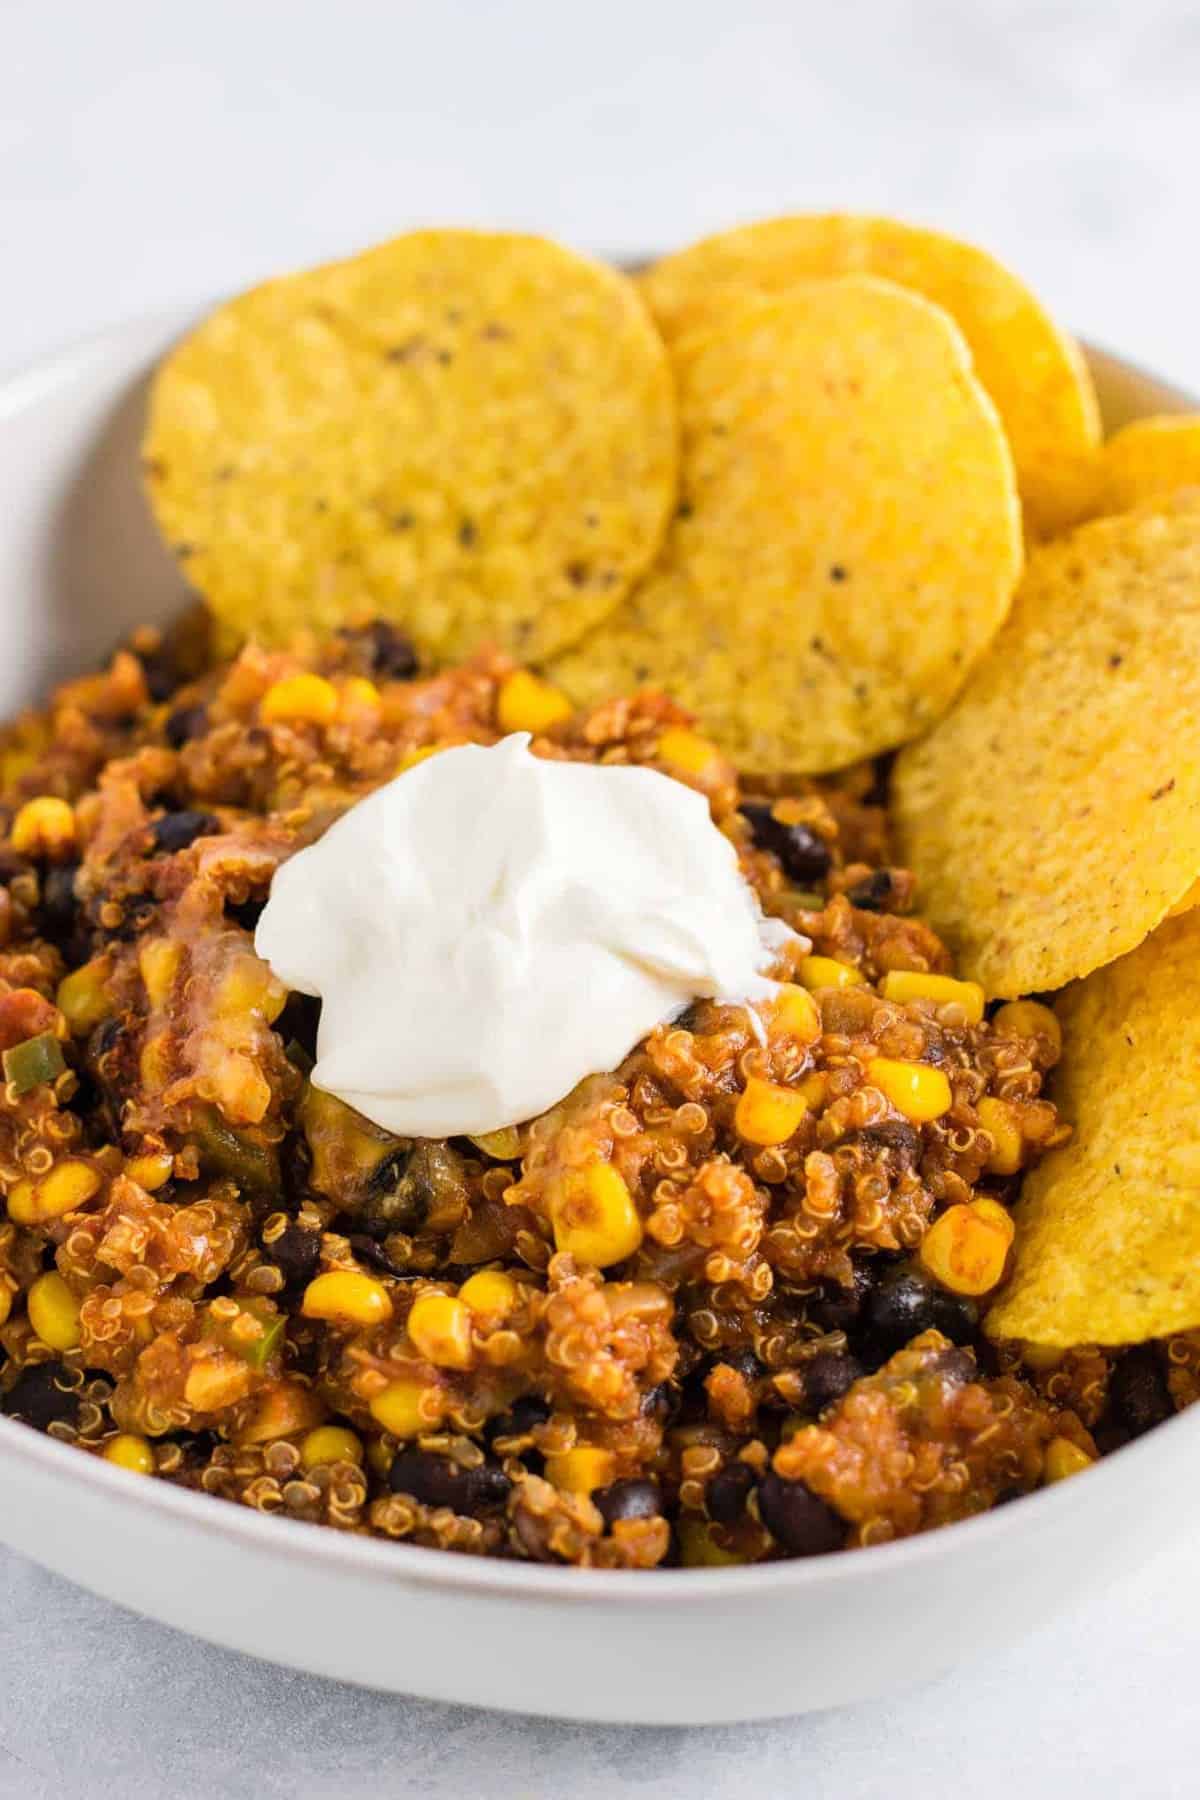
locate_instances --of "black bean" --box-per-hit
[845,869,895,912]
[483,1394,551,1447]
[347,1234,411,1280]
[264,1223,321,1289]
[165,703,209,748]
[140,652,179,703]
[1110,1347,1173,1437]
[739,803,832,885]
[40,863,80,938]
[805,1266,874,1335]
[388,1448,510,1515]
[150,810,220,854]
[342,621,419,681]
[929,1290,981,1347]
[2,1362,81,1431]
[803,1352,865,1414]
[866,1266,943,1351]
[758,1472,846,1556]
[594,1478,661,1528]
[706,1462,756,1525]
[930,1346,977,1386]
[846,1120,922,1163]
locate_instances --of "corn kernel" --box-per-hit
[550,1163,643,1268]
[11,796,76,859]
[0,1285,11,1328]
[678,1517,745,1566]
[656,728,722,778]
[28,1272,81,1351]
[770,983,822,1044]
[339,677,381,716]
[459,1269,519,1319]
[138,937,181,1009]
[7,1159,102,1225]
[103,1433,155,1475]
[301,1269,393,1328]
[969,1196,1016,1245]
[1022,1342,1065,1372]
[545,1446,615,1494]
[407,1292,473,1369]
[217,956,287,1022]
[880,971,985,1025]
[992,1000,1062,1060]
[919,1202,1011,1295]
[56,961,113,1035]
[735,1075,810,1147]
[868,1058,952,1123]
[1043,1436,1094,1483]
[977,1096,1023,1175]
[261,673,339,727]
[496,670,573,735]
[368,1377,444,1438]
[300,1425,364,1469]
[126,1152,174,1192]
[798,1071,828,1110]
[396,743,446,774]
[798,956,864,991]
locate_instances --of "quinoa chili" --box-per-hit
[0,617,1187,1568]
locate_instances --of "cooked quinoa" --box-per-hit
[0,613,1187,1567]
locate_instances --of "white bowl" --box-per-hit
[0,314,1193,1724]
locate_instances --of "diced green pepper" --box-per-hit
[3,1031,66,1094]
[190,1109,278,1194]
[243,1310,285,1368]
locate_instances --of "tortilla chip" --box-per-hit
[988,910,1200,1346]
[1092,416,1200,519]
[892,494,1200,997]
[143,230,678,661]
[549,277,1021,773]
[641,213,1100,538]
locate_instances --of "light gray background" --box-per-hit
[2,2,1199,1794]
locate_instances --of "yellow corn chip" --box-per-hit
[144,230,678,661]
[988,910,1200,1346]
[1092,415,1200,519]
[550,278,1021,773]
[893,494,1200,997]
[641,213,1100,538]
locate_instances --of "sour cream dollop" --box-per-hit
[256,733,793,1138]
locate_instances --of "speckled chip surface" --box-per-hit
[143,230,678,661]
[550,277,1021,773]
[893,494,1200,997]
[988,909,1200,1346]
[641,211,1101,538]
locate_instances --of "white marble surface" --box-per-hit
[2,1,1200,1793]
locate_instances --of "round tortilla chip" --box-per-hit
[893,494,1200,998]
[1091,415,1200,519]
[143,230,678,661]
[988,909,1200,1347]
[549,277,1021,773]
[641,213,1100,539]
